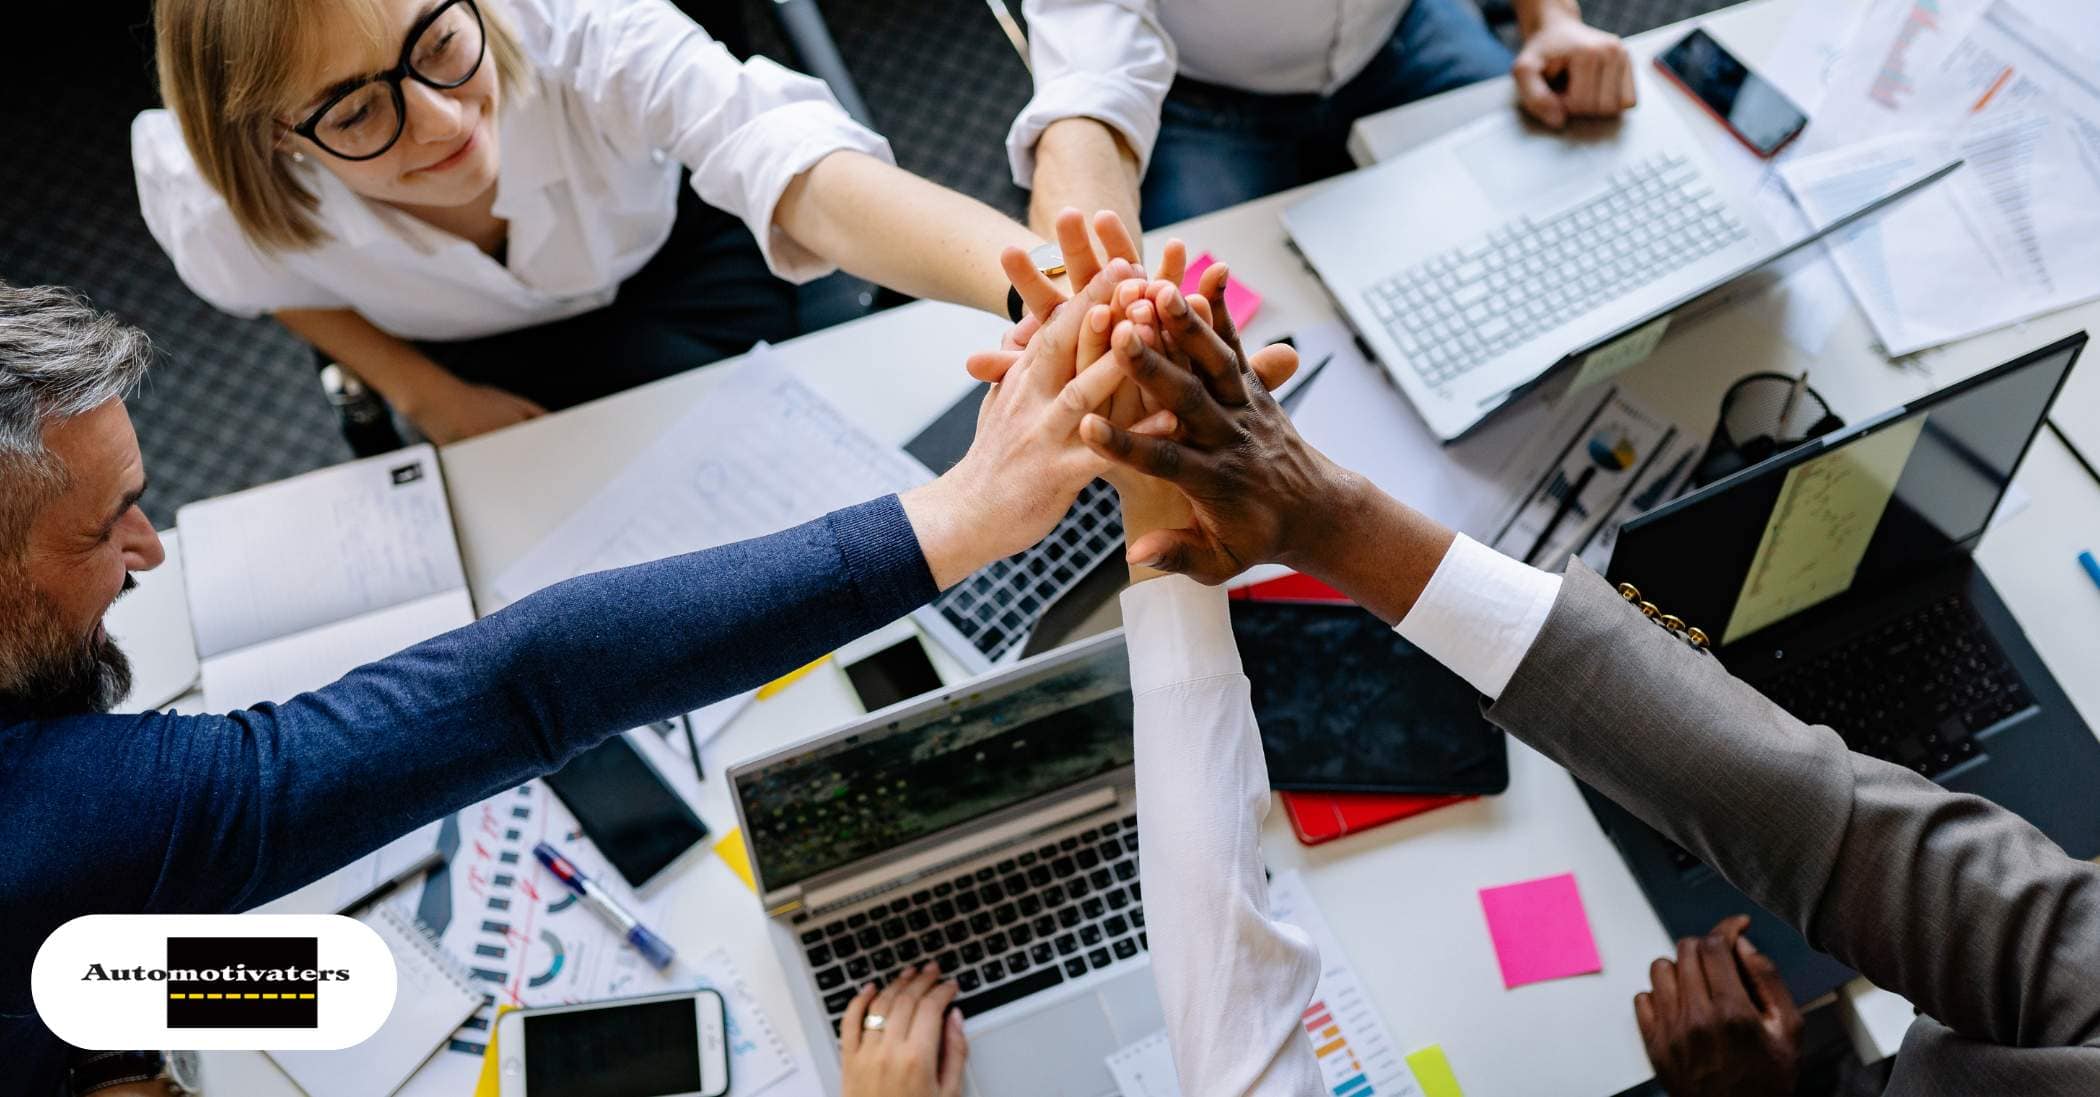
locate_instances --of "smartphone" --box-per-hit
[843,636,944,713]
[1655,28,1808,158]
[542,735,710,892]
[495,989,729,1097]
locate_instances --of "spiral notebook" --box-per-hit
[269,905,484,1097]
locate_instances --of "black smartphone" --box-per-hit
[843,637,944,713]
[1655,28,1808,158]
[1230,600,1508,795]
[542,735,709,891]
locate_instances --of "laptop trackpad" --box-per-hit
[967,970,1163,1097]
[1457,114,1629,208]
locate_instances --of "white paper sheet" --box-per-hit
[1106,1030,1183,1097]
[387,781,699,1094]
[1106,872,1419,1097]
[1487,388,1695,573]
[1786,1,2100,354]
[177,445,463,659]
[492,347,931,605]
[104,530,201,712]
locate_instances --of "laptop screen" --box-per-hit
[1608,335,2083,647]
[735,641,1133,892]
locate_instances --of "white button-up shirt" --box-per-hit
[133,0,891,342]
[1006,0,1418,186]
[1125,536,1556,1094]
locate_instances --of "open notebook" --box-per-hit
[269,905,484,1097]
[176,445,473,711]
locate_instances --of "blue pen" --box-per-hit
[2080,551,2100,593]
[533,842,676,970]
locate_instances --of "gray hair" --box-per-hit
[0,283,154,555]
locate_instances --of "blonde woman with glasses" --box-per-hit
[135,0,1060,443]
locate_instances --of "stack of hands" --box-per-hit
[856,210,1382,1095]
[904,205,1365,609]
[868,212,1808,1097]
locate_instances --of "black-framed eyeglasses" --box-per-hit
[289,0,488,162]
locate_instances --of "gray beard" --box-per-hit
[0,579,134,719]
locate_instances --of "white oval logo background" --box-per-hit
[32,914,398,1050]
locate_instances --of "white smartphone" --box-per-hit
[495,989,729,1097]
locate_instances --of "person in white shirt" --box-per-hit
[1009,0,1638,232]
[978,250,1321,1095]
[136,0,1055,444]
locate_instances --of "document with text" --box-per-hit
[176,444,473,710]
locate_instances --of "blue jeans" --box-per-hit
[1140,0,1515,226]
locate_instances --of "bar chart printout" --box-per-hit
[1105,871,1421,1097]
[1269,870,1421,1097]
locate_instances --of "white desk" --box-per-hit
[434,188,1683,1097]
[199,0,2099,1093]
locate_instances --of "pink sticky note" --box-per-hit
[1478,872,1603,989]
[1181,253,1262,330]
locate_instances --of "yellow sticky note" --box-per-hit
[757,654,832,700]
[474,1005,520,1097]
[1406,1044,1465,1097]
[715,828,757,892]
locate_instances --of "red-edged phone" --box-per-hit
[1231,574,1472,846]
[1654,28,1808,159]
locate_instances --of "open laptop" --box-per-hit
[1593,333,2100,1001]
[728,631,1160,1097]
[1282,72,1956,441]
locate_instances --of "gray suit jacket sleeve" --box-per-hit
[1487,563,2100,1070]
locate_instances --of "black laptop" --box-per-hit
[1594,332,2100,1002]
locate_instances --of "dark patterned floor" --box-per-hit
[3,0,1734,526]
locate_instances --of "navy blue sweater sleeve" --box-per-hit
[1,496,933,1069]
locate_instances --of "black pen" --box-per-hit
[1279,353,1337,412]
[336,850,446,917]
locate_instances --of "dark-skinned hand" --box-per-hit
[1635,915,1804,1097]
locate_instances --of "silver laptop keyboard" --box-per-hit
[928,480,1121,664]
[1364,152,1748,386]
[794,811,1145,1034]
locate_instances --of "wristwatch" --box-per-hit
[66,1050,204,1096]
[1005,241,1070,322]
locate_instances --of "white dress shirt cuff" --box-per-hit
[1005,75,1167,190]
[1395,534,1562,700]
[1119,576,1242,694]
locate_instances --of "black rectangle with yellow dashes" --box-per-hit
[165,937,319,1028]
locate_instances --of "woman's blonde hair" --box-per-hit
[153,0,529,250]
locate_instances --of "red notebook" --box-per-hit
[1232,573,1471,846]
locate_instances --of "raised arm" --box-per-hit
[1104,289,1320,1096]
[2,262,1150,997]
[1008,0,1173,235]
[1079,282,2100,1055]
[276,307,545,444]
[512,0,1042,313]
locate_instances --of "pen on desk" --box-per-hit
[2080,551,2100,593]
[533,842,677,970]
[1279,354,1336,412]
[336,850,446,917]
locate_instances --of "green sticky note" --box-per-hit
[1406,1044,1465,1097]
[1568,315,1671,392]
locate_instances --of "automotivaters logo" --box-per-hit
[35,915,395,1050]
